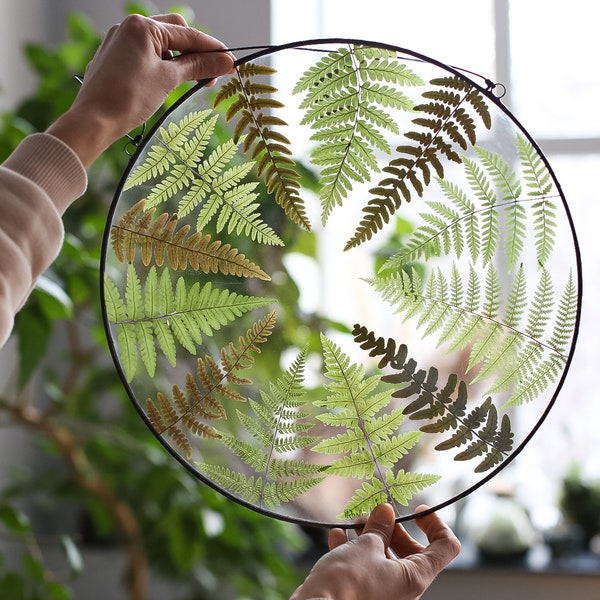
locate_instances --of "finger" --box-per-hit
[409,507,461,574]
[358,503,396,550]
[388,521,426,558]
[150,13,189,27]
[328,528,348,550]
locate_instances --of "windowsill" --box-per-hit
[449,542,600,576]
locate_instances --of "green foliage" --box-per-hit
[352,325,514,473]
[198,347,325,509]
[125,109,283,245]
[101,35,577,530]
[104,263,274,380]
[313,334,439,518]
[293,45,423,224]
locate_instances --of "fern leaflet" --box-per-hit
[352,324,514,473]
[196,347,325,508]
[517,133,557,266]
[123,109,282,246]
[110,199,270,280]
[146,311,277,459]
[214,62,310,230]
[104,264,274,381]
[368,263,573,406]
[346,76,492,250]
[293,45,423,224]
[312,334,438,519]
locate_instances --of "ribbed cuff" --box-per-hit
[3,133,88,215]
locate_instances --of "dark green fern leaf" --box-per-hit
[293,45,423,224]
[346,76,492,250]
[352,324,514,473]
[313,334,437,519]
[214,62,310,230]
[104,264,274,381]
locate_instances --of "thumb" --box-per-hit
[359,503,396,549]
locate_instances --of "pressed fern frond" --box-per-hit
[124,110,214,189]
[111,199,270,281]
[293,45,423,224]
[352,324,514,473]
[516,133,557,266]
[312,334,437,519]
[123,109,283,246]
[104,264,275,381]
[380,135,558,274]
[196,465,323,510]
[340,470,441,520]
[346,76,492,250]
[367,263,573,406]
[146,372,225,460]
[146,311,277,458]
[214,62,310,230]
[196,347,325,509]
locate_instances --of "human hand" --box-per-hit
[290,504,460,600]
[47,13,235,166]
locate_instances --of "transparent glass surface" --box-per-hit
[101,41,581,527]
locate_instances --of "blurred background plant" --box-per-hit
[0,4,325,599]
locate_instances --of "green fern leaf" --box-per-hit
[516,134,557,266]
[105,265,274,381]
[341,470,441,520]
[313,334,436,517]
[197,466,264,504]
[123,109,282,247]
[124,110,213,189]
[294,45,422,224]
[196,347,326,508]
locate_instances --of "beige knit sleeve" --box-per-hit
[0,133,87,347]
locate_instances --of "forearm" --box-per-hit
[0,134,87,347]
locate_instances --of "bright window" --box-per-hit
[271,0,600,528]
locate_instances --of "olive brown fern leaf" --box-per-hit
[110,199,270,281]
[197,347,326,509]
[213,62,310,230]
[103,264,275,381]
[368,263,576,407]
[123,109,282,246]
[352,324,514,473]
[146,310,277,460]
[293,45,423,224]
[380,136,558,274]
[346,76,492,250]
[312,334,439,519]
